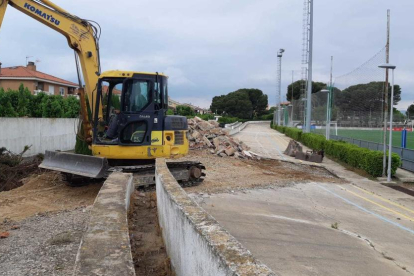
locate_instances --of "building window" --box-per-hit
[37,82,44,91]
[48,85,55,95]
[60,87,65,96]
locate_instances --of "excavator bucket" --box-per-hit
[284,140,303,157]
[39,151,108,179]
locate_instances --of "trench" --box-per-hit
[128,187,173,276]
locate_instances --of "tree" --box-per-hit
[41,95,64,118]
[407,104,414,119]
[210,88,267,119]
[17,84,32,117]
[63,96,81,118]
[29,92,48,117]
[393,108,405,122]
[0,88,17,117]
[286,80,327,101]
[243,88,268,117]
[176,105,195,116]
[334,82,401,113]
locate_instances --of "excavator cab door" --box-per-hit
[93,74,166,148]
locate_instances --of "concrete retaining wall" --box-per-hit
[156,158,275,276]
[225,121,242,129]
[73,172,136,276]
[229,121,271,136]
[0,118,78,157]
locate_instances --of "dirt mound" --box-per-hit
[0,147,42,192]
[0,172,102,225]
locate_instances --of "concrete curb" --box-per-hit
[156,158,276,276]
[73,172,136,276]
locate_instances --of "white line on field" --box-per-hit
[243,213,312,224]
[255,132,272,158]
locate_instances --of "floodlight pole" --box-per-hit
[387,68,395,182]
[379,63,396,182]
[383,9,391,177]
[305,0,313,133]
[277,49,285,125]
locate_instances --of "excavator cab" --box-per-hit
[41,71,190,178]
[90,71,189,161]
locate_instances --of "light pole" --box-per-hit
[305,0,314,133]
[290,70,294,127]
[320,89,330,139]
[277,49,285,125]
[379,63,396,182]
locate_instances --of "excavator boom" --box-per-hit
[0,0,205,185]
[0,0,101,132]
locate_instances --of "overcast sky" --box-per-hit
[0,0,413,110]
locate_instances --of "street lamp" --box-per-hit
[378,63,397,182]
[320,89,330,139]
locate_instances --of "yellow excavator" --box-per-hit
[0,0,205,186]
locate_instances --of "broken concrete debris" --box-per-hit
[188,117,255,159]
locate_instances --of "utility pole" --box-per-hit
[277,49,285,125]
[382,10,390,177]
[305,0,313,133]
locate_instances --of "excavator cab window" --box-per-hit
[123,79,151,112]
[154,80,162,110]
[162,79,168,110]
[96,79,124,144]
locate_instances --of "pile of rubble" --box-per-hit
[188,117,255,159]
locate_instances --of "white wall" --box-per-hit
[0,118,79,157]
[155,159,275,276]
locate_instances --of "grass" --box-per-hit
[313,129,414,149]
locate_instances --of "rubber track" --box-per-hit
[117,161,206,187]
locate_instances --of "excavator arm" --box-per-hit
[0,0,102,142]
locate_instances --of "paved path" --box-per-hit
[234,124,290,160]
[200,123,414,276]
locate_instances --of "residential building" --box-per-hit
[0,61,78,97]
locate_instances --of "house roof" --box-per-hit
[102,85,121,95]
[0,66,78,87]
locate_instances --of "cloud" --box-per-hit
[0,0,413,112]
[174,96,211,109]
[164,67,195,87]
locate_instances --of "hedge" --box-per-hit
[271,125,401,177]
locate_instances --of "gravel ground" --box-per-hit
[0,207,91,276]
[178,149,343,195]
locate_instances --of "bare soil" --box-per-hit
[129,190,172,276]
[180,149,345,194]
[0,171,102,231]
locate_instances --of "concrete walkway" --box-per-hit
[200,122,414,276]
